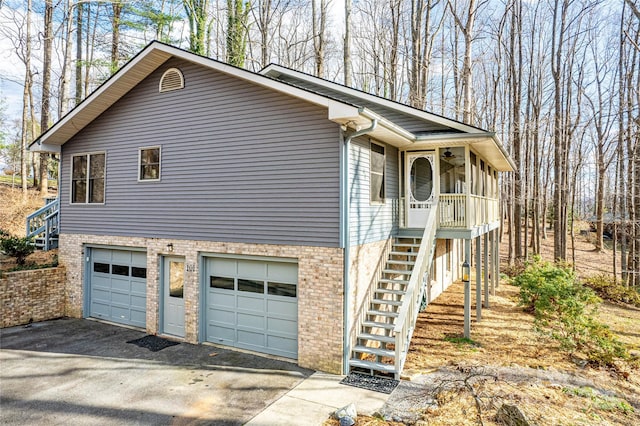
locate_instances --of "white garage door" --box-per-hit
[89,248,147,328]
[204,257,298,358]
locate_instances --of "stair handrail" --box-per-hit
[26,198,59,249]
[393,199,439,377]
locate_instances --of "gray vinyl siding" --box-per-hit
[349,136,399,246]
[274,75,456,134]
[60,57,341,247]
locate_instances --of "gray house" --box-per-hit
[29,42,514,377]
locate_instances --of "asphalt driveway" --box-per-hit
[0,318,312,425]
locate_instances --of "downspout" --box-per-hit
[341,119,378,375]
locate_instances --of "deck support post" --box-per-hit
[464,239,471,339]
[475,235,482,321]
[492,228,499,294]
[484,231,490,308]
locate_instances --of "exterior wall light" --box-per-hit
[462,261,470,282]
[167,243,174,253]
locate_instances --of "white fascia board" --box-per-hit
[29,142,60,154]
[260,64,482,134]
[360,108,415,142]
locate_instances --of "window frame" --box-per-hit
[369,141,386,204]
[70,151,106,205]
[138,146,162,182]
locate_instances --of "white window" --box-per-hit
[370,142,386,203]
[71,152,105,204]
[139,146,161,181]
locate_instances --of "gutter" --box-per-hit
[341,118,378,375]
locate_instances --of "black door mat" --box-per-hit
[127,335,180,352]
[340,372,399,394]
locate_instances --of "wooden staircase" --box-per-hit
[26,198,59,251]
[348,237,421,376]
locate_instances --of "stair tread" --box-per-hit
[362,321,395,330]
[390,251,418,256]
[383,269,413,275]
[379,278,409,284]
[358,332,395,343]
[386,259,415,265]
[368,309,399,317]
[349,359,396,373]
[353,345,395,357]
[372,298,402,306]
[393,243,421,248]
[375,288,406,295]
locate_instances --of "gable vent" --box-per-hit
[159,68,184,93]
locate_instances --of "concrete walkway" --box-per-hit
[246,372,390,425]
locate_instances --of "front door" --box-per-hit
[406,152,437,228]
[162,257,185,337]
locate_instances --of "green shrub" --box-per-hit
[0,232,35,265]
[513,257,627,365]
[583,273,640,307]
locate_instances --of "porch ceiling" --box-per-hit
[410,133,515,172]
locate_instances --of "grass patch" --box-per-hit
[444,334,480,347]
[563,386,635,415]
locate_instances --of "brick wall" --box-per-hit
[58,233,344,374]
[0,267,66,328]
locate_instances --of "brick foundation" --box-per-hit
[58,233,344,374]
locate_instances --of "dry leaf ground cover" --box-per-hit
[328,230,639,425]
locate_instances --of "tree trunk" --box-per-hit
[40,0,53,194]
[75,0,83,105]
[111,1,123,74]
[344,0,352,86]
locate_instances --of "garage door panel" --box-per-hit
[267,335,297,354]
[208,308,235,325]
[208,290,235,307]
[210,258,237,275]
[267,317,297,334]
[91,302,110,317]
[266,263,297,282]
[89,248,147,328]
[267,299,297,317]
[110,291,131,306]
[205,257,298,359]
[237,312,265,329]
[237,260,266,279]
[130,294,146,309]
[237,329,265,347]
[237,295,264,311]
[208,324,235,344]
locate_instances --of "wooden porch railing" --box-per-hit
[438,194,499,228]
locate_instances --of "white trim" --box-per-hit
[70,151,106,205]
[261,64,482,134]
[138,145,162,182]
[369,141,386,205]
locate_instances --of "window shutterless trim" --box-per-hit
[138,145,162,182]
[69,151,106,205]
[369,141,386,204]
